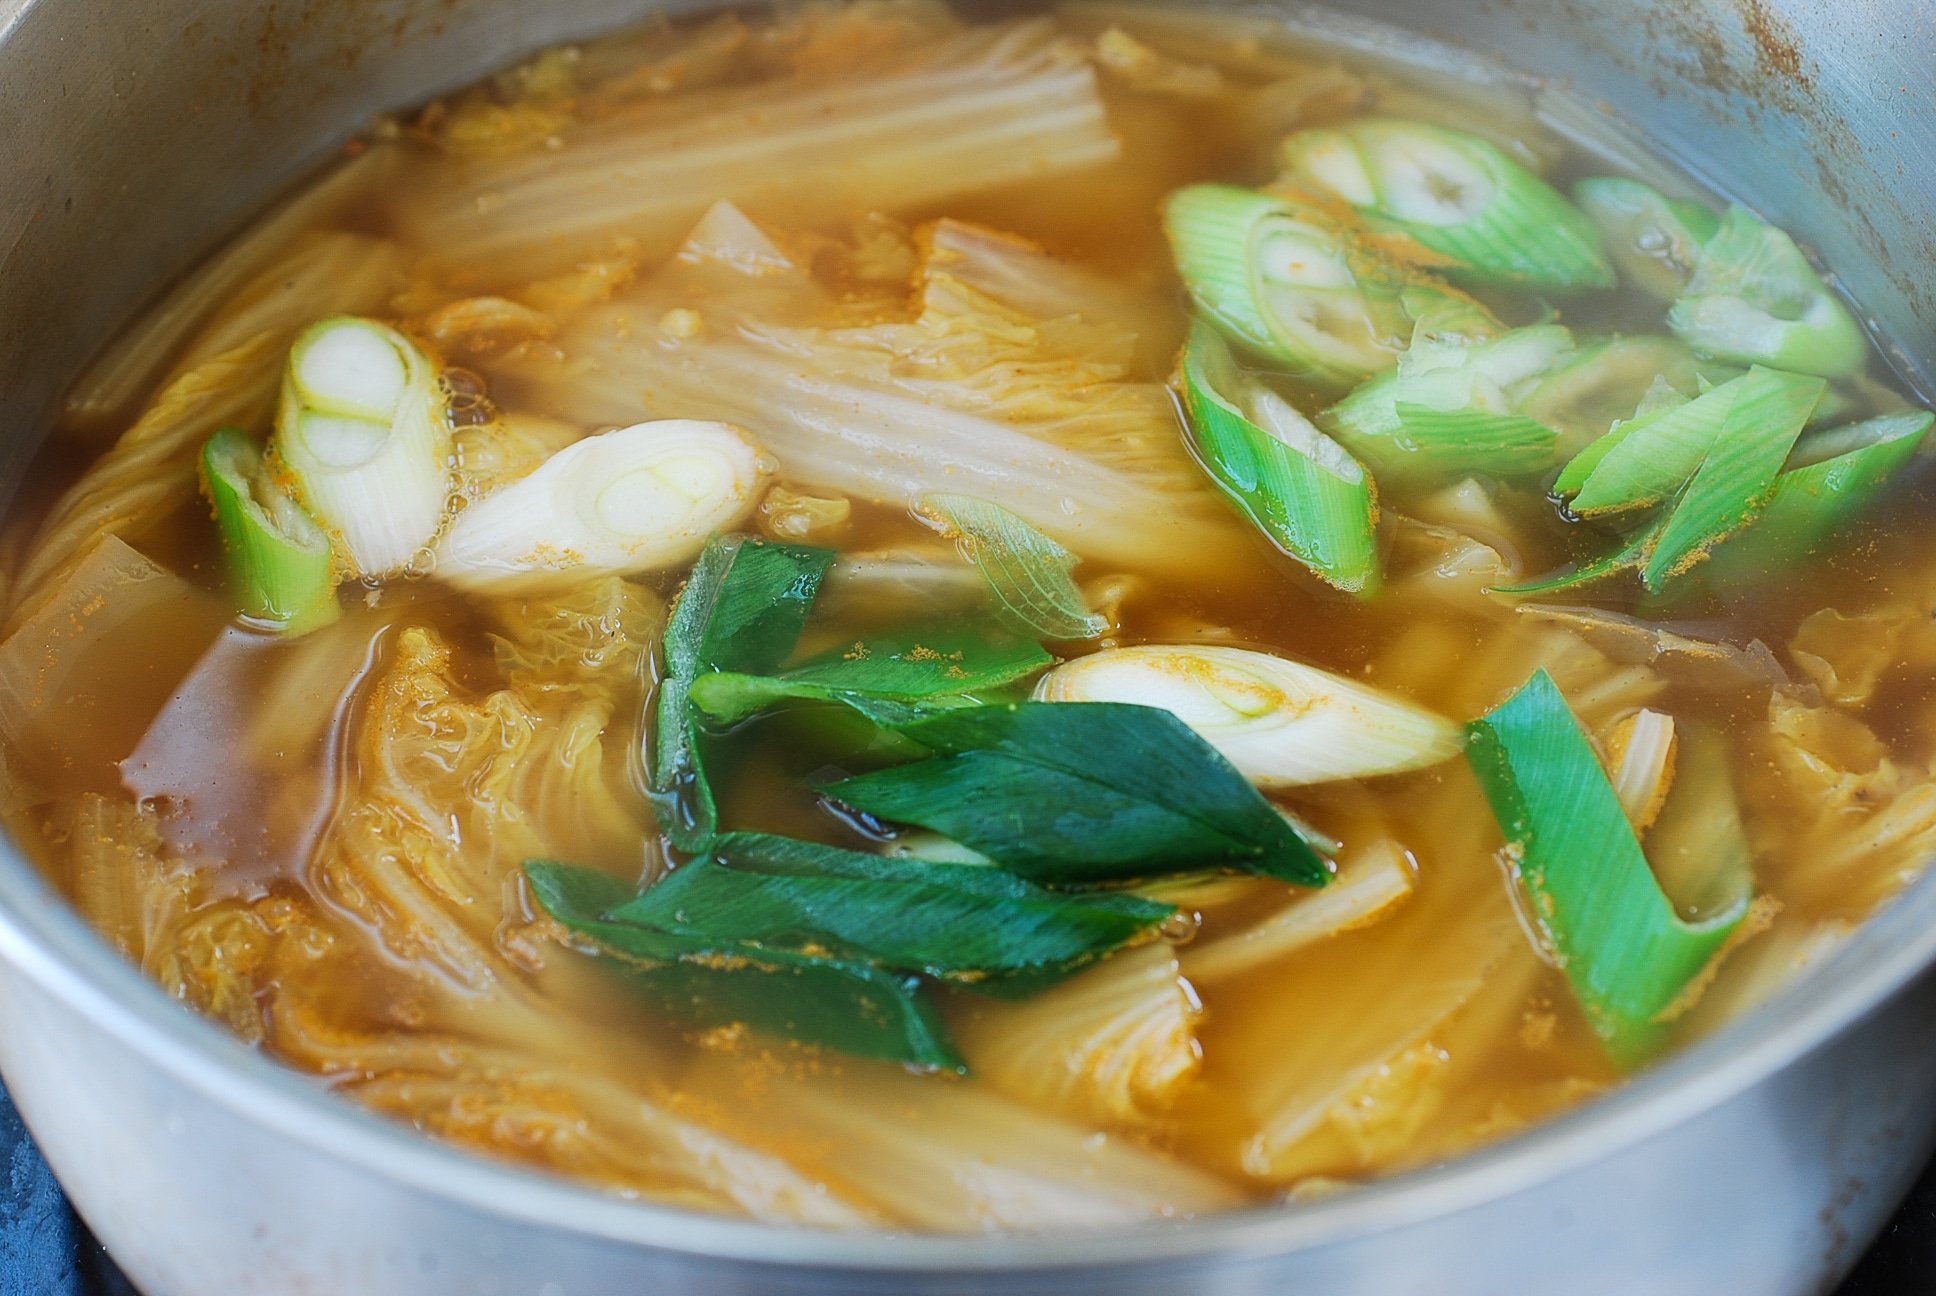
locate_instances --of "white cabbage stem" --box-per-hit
[436,419,769,590]
[1033,644,1463,787]
[272,316,454,577]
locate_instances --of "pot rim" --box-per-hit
[1,823,1933,1270]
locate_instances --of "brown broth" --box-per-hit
[3,0,1933,1228]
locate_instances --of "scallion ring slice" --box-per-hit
[198,426,340,634]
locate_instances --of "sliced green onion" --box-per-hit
[1031,644,1463,788]
[1641,369,1825,590]
[1518,336,1709,456]
[1162,184,1417,384]
[1572,177,1719,300]
[271,316,454,577]
[1666,205,1867,378]
[1466,670,1752,1067]
[436,419,768,590]
[1177,323,1380,595]
[198,427,340,634]
[1560,366,1823,517]
[1698,410,1932,587]
[1325,322,1571,478]
[916,494,1105,641]
[1281,120,1614,291]
[1488,522,1658,598]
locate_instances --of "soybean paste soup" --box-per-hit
[4,0,1933,1229]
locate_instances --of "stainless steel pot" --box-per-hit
[3,1,1935,1292]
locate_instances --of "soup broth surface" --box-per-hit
[5,0,1934,1230]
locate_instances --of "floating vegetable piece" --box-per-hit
[1281,120,1614,290]
[688,622,1052,725]
[198,427,340,634]
[1641,370,1825,590]
[651,537,834,852]
[822,701,1332,886]
[436,419,769,589]
[1561,366,1824,517]
[270,316,453,577]
[1697,410,1933,588]
[1183,836,1416,984]
[1572,178,1719,300]
[611,832,1171,992]
[1518,336,1710,455]
[917,494,1106,640]
[1667,205,1867,378]
[524,860,961,1070]
[1162,184,1416,383]
[1032,645,1462,788]
[1325,322,1572,478]
[1465,671,1752,1066]
[1177,323,1380,595]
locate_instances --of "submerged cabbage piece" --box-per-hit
[509,203,1249,576]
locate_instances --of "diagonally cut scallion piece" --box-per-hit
[1518,335,1713,457]
[1692,410,1933,590]
[1162,184,1423,384]
[1324,321,1571,479]
[1465,670,1752,1067]
[916,494,1106,641]
[271,316,454,577]
[1667,205,1867,378]
[1031,644,1463,788]
[1560,366,1823,517]
[198,427,340,635]
[1177,323,1380,595]
[1572,177,1719,301]
[436,419,769,590]
[1641,369,1825,590]
[1281,120,1614,291]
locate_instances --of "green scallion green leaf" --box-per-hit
[687,621,1051,725]
[1177,322,1381,595]
[199,426,340,635]
[1572,177,1719,301]
[1667,205,1867,378]
[1465,671,1752,1067]
[524,859,961,1070]
[821,702,1331,887]
[1282,120,1615,291]
[650,536,835,851]
[609,832,1171,992]
[1518,336,1712,456]
[1641,369,1826,589]
[1694,410,1932,589]
[916,494,1105,641]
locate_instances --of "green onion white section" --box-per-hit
[1280,120,1614,290]
[1178,324,1380,595]
[1667,205,1867,378]
[1032,644,1463,788]
[1466,671,1751,1067]
[436,420,769,589]
[271,317,454,577]
[1572,177,1719,301]
[198,427,339,634]
[1163,184,1413,384]
[1518,336,1713,456]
